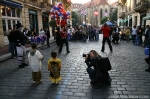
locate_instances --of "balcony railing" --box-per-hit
[134,1,148,12]
[119,12,125,18]
[25,0,38,6]
[41,2,52,8]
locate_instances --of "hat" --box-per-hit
[16,23,23,29]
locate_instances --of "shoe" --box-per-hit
[110,50,113,52]
[22,63,28,66]
[67,51,70,53]
[12,57,16,59]
[36,81,42,85]
[145,68,150,72]
[55,82,59,85]
[101,50,104,53]
[19,65,24,68]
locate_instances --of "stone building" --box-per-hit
[0,0,71,47]
[118,0,150,28]
[78,0,110,26]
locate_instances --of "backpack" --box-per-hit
[97,57,112,72]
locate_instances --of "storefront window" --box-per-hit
[17,21,20,24]
[8,20,11,30]
[2,20,6,31]
[12,8,16,17]
[16,9,20,18]
[1,6,5,16]
[6,7,11,16]
[13,20,16,29]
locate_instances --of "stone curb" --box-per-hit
[0,41,56,62]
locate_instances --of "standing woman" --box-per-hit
[58,27,70,53]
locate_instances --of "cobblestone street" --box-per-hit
[0,34,150,99]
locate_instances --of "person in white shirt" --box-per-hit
[28,43,44,84]
[132,25,137,44]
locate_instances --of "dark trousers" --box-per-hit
[47,37,50,47]
[32,71,41,82]
[101,37,112,52]
[59,39,69,53]
[145,57,150,70]
[86,67,95,80]
[9,42,17,58]
[132,35,136,44]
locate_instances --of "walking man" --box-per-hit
[101,23,113,52]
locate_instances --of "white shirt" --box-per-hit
[28,50,44,72]
[132,28,137,35]
[39,30,45,36]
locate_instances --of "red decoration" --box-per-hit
[94,11,98,16]
[61,19,67,27]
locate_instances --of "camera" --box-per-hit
[83,54,90,57]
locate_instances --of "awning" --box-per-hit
[143,14,150,20]
[0,0,23,9]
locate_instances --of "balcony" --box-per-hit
[25,0,38,7]
[41,2,52,9]
[134,1,149,13]
[119,12,125,18]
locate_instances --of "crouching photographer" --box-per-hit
[84,50,112,85]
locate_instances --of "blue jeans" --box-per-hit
[136,35,141,45]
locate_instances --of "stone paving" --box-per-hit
[0,34,150,99]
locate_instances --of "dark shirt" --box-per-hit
[85,58,99,70]
[14,30,25,46]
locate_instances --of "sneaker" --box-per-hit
[55,82,59,85]
[101,50,104,53]
[145,68,150,72]
[22,63,28,66]
[19,65,24,68]
[36,81,42,85]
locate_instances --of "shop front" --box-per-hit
[42,13,49,29]
[0,0,23,46]
[29,10,38,33]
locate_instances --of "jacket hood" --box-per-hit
[30,50,36,56]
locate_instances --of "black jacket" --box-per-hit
[14,30,25,46]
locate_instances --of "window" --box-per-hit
[12,8,16,17]
[16,9,20,18]
[6,7,11,16]
[13,20,16,29]
[2,20,6,31]
[1,6,5,16]
[7,20,11,30]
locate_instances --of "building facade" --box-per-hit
[118,0,150,28]
[78,0,110,26]
[0,0,71,47]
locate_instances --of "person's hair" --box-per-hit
[51,51,57,58]
[31,43,37,49]
[90,50,102,58]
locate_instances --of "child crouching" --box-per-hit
[47,51,62,84]
[28,43,44,84]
